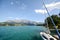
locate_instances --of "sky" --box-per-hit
[0,0,60,22]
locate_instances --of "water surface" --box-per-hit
[0,26,47,40]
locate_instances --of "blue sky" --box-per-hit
[0,0,60,22]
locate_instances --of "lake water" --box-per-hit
[0,26,48,40]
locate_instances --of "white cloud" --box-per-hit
[35,9,47,14]
[35,2,60,14]
[6,17,20,20]
[6,17,13,20]
[15,17,20,20]
[7,17,13,19]
[45,2,60,11]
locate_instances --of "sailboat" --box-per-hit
[40,32,57,40]
[40,0,60,40]
[40,15,57,40]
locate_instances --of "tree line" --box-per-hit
[45,14,60,29]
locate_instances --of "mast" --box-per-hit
[42,0,60,39]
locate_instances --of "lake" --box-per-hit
[0,26,48,40]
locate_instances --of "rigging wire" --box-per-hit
[42,0,60,39]
[44,13,50,34]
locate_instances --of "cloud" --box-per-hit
[35,9,47,14]
[15,17,20,20]
[6,17,20,20]
[6,17,13,20]
[35,2,60,14]
[45,2,60,11]
[7,17,13,19]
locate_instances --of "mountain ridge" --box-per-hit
[0,19,44,26]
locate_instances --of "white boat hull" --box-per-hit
[40,32,57,40]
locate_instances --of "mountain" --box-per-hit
[0,19,44,26]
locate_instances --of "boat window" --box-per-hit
[42,35,48,40]
[50,38,54,40]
